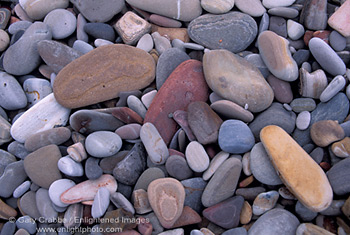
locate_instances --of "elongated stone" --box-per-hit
[19,0,69,20]
[204,49,273,113]
[144,60,209,145]
[258,30,299,82]
[210,100,254,123]
[53,44,156,109]
[261,125,333,212]
[0,72,27,110]
[60,174,117,204]
[202,151,230,181]
[327,158,350,195]
[91,187,110,218]
[140,122,169,165]
[10,93,70,143]
[148,178,185,229]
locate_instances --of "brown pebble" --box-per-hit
[0,198,17,219]
[151,24,190,42]
[331,137,350,158]
[240,201,252,225]
[171,206,202,228]
[310,120,345,147]
[239,176,254,188]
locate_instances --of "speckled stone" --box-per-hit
[188,12,257,53]
[253,191,279,215]
[53,44,156,109]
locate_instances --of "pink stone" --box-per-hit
[149,14,182,28]
[267,74,293,103]
[60,174,117,204]
[144,60,209,145]
[328,0,350,37]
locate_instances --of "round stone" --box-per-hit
[329,30,347,52]
[0,72,27,111]
[43,9,76,39]
[85,131,122,158]
[296,111,311,131]
[218,120,255,154]
[235,0,266,17]
[48,179,76,207]
[188,12,257,53]
[165,155,193,180]
[185,141,210,173]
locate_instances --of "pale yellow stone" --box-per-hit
[240,201,252,224]
[260,125,333,212]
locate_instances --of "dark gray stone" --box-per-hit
[85,157,103,180]
[249,102,296,141]
[19,191,41,219]
[165,155,193,181]
[156,48,190,90]
[222,227,247,235]
[293,49,310,67]
[112,143,146,185]
[84,23,116,42]
[134,167,165,191]
[16,215,37,234]
[269,16,287,38]
[329,30,347,52]
[188,12,257,53]
[0,161,27,198]
[295,201,317,221]
[248,208,300,235]
[0,149,16,176]
[0,221,16,235]
[327,157,350,195]
[293,93,349,146]
[181,177,207,213]
[116,182,132,199]
[235,187,266,201]
[300,0,327,30]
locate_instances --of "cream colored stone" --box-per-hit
[19,0,69,20]
[260,125,333,212]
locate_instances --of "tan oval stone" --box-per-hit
[240,201,252,225]
[147,178,185,229]
[258,30,299,82]
[260,125,333,212]
[331,137,350,158]
[203,49,273,113]
[60,174,117,204]
[310,120,345,147]
[53,44,155,109]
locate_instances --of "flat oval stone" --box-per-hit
[327,158,350,195]
[60,174,117,204]
[201,0,234,14]
[202,157,242,207]
[332,137,350,158]
[36,188,57,220]
[0,72,27,110]
[188,12,257,53]
[24,127,71,152]
[43,9,76,39]
[58,156,84,177]
[16,215,37,234]
[261,125,333,212]
[110,192,135,214]
[218,120,255,154]
[137,33,154,52]
[85,131,122,158]
[134,167,165,191]
[91,187,110,218]
[148,178,185,229]
[267,74,293,104]
[287,19,305,40]
[127,95,147,118]
[115,124,141,140]
[249,102,296,141]
[156,48,190,90]
[235,0,266,17]
[187,101,222,145]
[310,120,345,147]
[329,30,347,52]
[3,22,52,76]
[262,0,295,8]
[70,0,125,23]
[290,98,316,113]
[250,142,282,185]
[70,109,123,134]
[202,151,230,181]
[48,179,76,207]
[248,208,300,235]
[252,191,279,215]
[140,122,169,165]
[53,44,156,109]
[165,155,193,180]
[85,157,103,180]
[23,145,62,189]
[144,60,209,145]
[203,196,244,229]
[308,37,346,76]
[19,191,41,219]
[320,75,346,103]
[13,180,31,198]
[296,111,311,131]
[258,30,299,82]
[84,23,115,42]
[23,78,52,107]
[19,0,69,20]
[10,93,70,143]
[126,0,202,22]
[210,100,254,123]
[0,161,27,198]
[204,49,273,113]
[268,7,299,18]
[113,143,146,185]
[38,39,83,74]
[185,141,210,173]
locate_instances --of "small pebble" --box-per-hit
[185,141,210,173]
[58,156,84,177]
[253,191,280,215]
[296,111,311,130]
[85,131,122,158]
[43,9,76,39]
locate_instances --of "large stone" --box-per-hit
[0,161,27,198]
[261,125,333,212]
[53,44,156,109]
[202,157,242,207]
[144,60,209,145]
[188,12,257,53]
[126,0,202,22]
[258,30,299,82]
[248,208,300,235]
[300,0,327,31]
[327,0,350,37]
[19,0,69,20]
[23,145,62,189]
[0,72,27,110]
[203,49,273,113]
[327,158,350,195]
[148,178,185,229]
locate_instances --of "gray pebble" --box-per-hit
[23,78,52,107]
[7,142,29,160]
[290,98,316,113]
[0,161,27,198]
[110,192,135,214]
[0,221,16,235]
[236,187,266,201]
[320,200,344,216]
[296,111,311,130]
[320,75,346,103]
[309,147,323,164]
[269,16,287,38]
[165,155,193,180]
[152,32,171,55]
[329,30,347,52]
[58,156,84,177]
[222,227,247,235]
[16,215,37,234]
[127,95,147,118]
[8,20,32,35]
[268,7,299,18]
[244,53,269,78]
[0,149,16,176]
[0,72,27,110]
[13,180,31,198]
[73,40,94,54]
[183,42,204,50]
[84,23,115,42]
[181,177,207,213]
[295,201,317,221]
[77,14,88,42]
[43,9,76,39]
[85,157,103,180]
[136,33,154,52]
[172,39,185,51]
[20,191,41,219]
[327,157,350,195]
[134,167,165,191]
[91,187,110,218]
[36,188,58,221]
[85,131,122,158]
[48,179,75,208]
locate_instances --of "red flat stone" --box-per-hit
[303,30,314,46]
[144,60,209,145]
[313,30,331,44]
[111,107,144,124]
[168,149,185,158]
